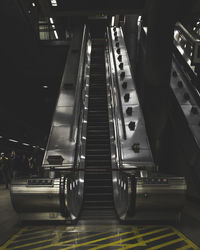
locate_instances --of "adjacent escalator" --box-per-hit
[80,39,116,221]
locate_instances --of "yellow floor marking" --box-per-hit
[1,225,199,250]
[10,239,52,249]
[0,227,28,250]
[33,229,116,250]
[13,231,56,243]
[172,227,199,249]
[60,231,138,250]
[121,232,177,250]
[74,227,170,250]
[51,231,63,244]
[132,226,146,246]
[147,238,184,250]
[176,247,192,250]
[15,228,54,237]
[145,231,176,243]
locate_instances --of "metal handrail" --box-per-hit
[70,25,87,142]
[106,28,124,168]
[176,22,200,44]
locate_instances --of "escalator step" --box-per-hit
[80,39,116,218]
[85,186,112,193]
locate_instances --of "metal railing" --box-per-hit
[70,25,87,142]
[175,22,200,65]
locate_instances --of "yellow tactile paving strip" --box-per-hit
[0,225,199,250]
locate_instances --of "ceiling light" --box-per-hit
[54,30,58,39]
[9,139,18,143]
[32,2,36,7]
[49,17,54,24]
[50,0,57,6]
[43,85,48,88]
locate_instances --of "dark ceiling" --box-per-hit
[0,0,68,150]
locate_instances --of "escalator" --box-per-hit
[9,25,186,223]
[80,38,116,221]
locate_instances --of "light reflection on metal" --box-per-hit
[79,178,84,183]
[111,16,115,27]
[113,177,117,183]
[137,16,142,26]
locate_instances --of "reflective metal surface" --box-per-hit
[10,26,92,221]
[107,25,187,222]
[175,22,200,66]
[135,177,186,221]
[170,60,200,149]
[42,26,85,169]
[10,178,64,220]
[108,26,154,169]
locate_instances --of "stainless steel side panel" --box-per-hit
[136,178,186,212]
[10,179,61,213]
[109,27,154,169]
[42,27,84,169]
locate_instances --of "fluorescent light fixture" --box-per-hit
[0,136,3,138]
[43,85,48,88]
[50,0,57,6]
[49,17,54,24]
[22,143,30,146]
[9,139,18,143]
[54,30,58,39]
[32,2,35,7]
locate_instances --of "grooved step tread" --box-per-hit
[81,40,115,219]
